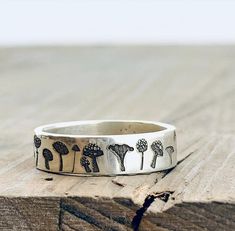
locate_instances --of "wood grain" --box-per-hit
[0,46,234,230]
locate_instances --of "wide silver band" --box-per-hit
[34,120,177,176]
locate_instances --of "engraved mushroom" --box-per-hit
[80,156,91,173]
[165,146,174,165]
[42,148,53,170]
[71,144,80,173]
[108,144,134,171]
[83,143,104,172]
[136,139,148,170]
[52,141,69,171]
[34,135,41,167]
[150,140,163,168]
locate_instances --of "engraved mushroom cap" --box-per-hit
[83,143,104,157]
[136,139,148,153]
[43,148,53,161]
[108,144,134,154]
[52,141,69,155]
[165,146,174,154]
[72,144,80,152]
[151,140,163,156]
[34,135,41,149]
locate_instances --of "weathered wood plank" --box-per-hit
[0,197,60,231]
[0,46,234,230]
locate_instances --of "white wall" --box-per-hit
[0,0,235,46]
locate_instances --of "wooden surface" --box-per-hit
[0,46,234,230]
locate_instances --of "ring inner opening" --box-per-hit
[44,121,166,136]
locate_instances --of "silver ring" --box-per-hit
[34,120,177,176]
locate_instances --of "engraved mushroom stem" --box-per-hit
[151,141,163,168]
[52,141,69,171]
[91,157,99,172]
[42,148,53,170]
[140,152,144,170]
[118,156,125,171]
[136,139,148,170]
[71,144,80,173]
[108,144,134,172]
[34,135,41,167]
[151,154,157,168]
[165,146,174,165]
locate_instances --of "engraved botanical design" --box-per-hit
[80,156,92,173]
[71,144,80,173]
[34,135,175,173]
[136,139,148,170]
[150,140,163,168]
[42,148,53,170]
[165,146,174,165]
[34,135,41,167]
[83,143,104,172]
[52,141,69,171]
[108,144,134,171]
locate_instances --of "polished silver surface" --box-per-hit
[34,120,177,176]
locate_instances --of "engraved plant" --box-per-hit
[136,139,148,170]
[165,146,174,165]
[150,140,163,168]
[108,144,134,171]
[80,156,91,173]
[83,143,104,172]
[42,148,53,170]
[52,141,69,171]
[71,144,80,173]
[34,135,41,167]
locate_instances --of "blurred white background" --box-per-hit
[0,0,235,46]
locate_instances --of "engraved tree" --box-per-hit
[165,146,174,165]
[34,135,41,167]
[108,144,134,171]
[42,148,53,170]
[136,139,148,170]
[83,143,104,172]
[80,156,91,173]
[150,140,163,168]
[53,141,69,171]
[71,144,80,173]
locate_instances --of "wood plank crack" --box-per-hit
[131,192,174,231]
